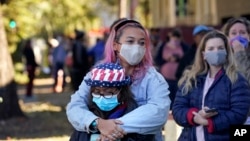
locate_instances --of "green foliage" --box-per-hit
[3,0,101,40]
[102,0,118,6]
[1,0,104,83]
[1,0,151,84]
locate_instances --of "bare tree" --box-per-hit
[0,6,25,120]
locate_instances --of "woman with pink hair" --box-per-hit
[66,19,171,141]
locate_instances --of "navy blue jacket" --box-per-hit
[172,70,250,141]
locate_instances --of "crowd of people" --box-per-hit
[66,19,171,141]
[22,29,106,95]
[21,17,250,141]
[64,17,250,141]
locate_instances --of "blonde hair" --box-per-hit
[178,30,238,94]
[222,17,250,36]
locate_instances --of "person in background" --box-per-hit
[51,35,67,93]
[88,36,106,65]
[154,28,189,70]
[176,25,213,80]
[222,17,250,124]
[150,28,164,63]
[22,38,38,100]
[66,19,171,141]
[158,28,188,109]
[70,30,91,91]
[69,63,154,141]
[172,30,250,141]
[222,17,250,85]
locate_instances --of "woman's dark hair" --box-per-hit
[25,39,32,48]
[74,29,85,40]
[114,20,141,32]
[169,28,182,38]
[110,18,128,31]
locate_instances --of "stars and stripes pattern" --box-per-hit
[85,63,131,87]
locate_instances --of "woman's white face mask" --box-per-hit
[119,44,146,65]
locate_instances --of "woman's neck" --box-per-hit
[209,65,222,78]
[120,61,135,76]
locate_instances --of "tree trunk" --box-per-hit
[0,5,25,120]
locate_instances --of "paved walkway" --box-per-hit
[163,114,182,141]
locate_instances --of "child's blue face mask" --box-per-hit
[92,94,119,111]
[230,35,249,48]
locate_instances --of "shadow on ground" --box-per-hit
[0,78,75,140]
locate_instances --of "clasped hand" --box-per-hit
[192,107,218,126]
[97,119,126,141]
[231,40,246,52]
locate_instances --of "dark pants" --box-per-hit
[70,68,86,91]
[166,79,178,110]
[26,65,36,97]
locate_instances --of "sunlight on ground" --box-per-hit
[1,80,74,141]
[6,136,70,141]
[19,101,62,113]
[2,78,180,141]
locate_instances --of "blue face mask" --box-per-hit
[92,94,119,111]
[230,35,249,48]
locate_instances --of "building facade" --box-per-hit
[149,0,250,28]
